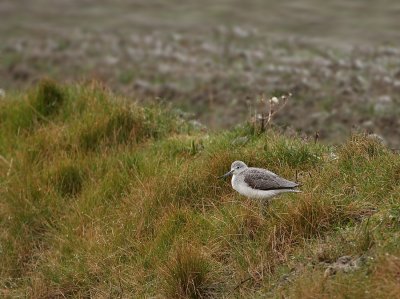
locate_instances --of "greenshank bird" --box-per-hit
[220,161,300,199]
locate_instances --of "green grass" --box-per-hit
[1,81,400,298]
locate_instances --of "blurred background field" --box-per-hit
[1,0,400,147]
[0,0,400,148]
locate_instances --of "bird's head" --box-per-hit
[219,160,247,178]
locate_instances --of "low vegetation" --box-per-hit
[1,81,399,298]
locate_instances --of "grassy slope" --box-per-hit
[1,81,400,298]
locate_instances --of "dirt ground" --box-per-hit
[1,0,400,147]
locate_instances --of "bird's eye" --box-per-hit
[236,166,240,169]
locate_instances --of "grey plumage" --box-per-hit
[243,168,298,191]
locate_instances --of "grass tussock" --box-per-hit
[1,81,400,298]
[33,79,65,117]
[52,163,85,197]
[163,244,219,299]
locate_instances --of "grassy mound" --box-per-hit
[1,81,399,298]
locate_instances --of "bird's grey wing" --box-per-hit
[244,168,298,190]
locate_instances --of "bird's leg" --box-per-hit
[258,199,270,217]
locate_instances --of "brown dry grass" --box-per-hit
[1,81,400,298]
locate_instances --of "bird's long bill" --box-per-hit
[219,169,234,179]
